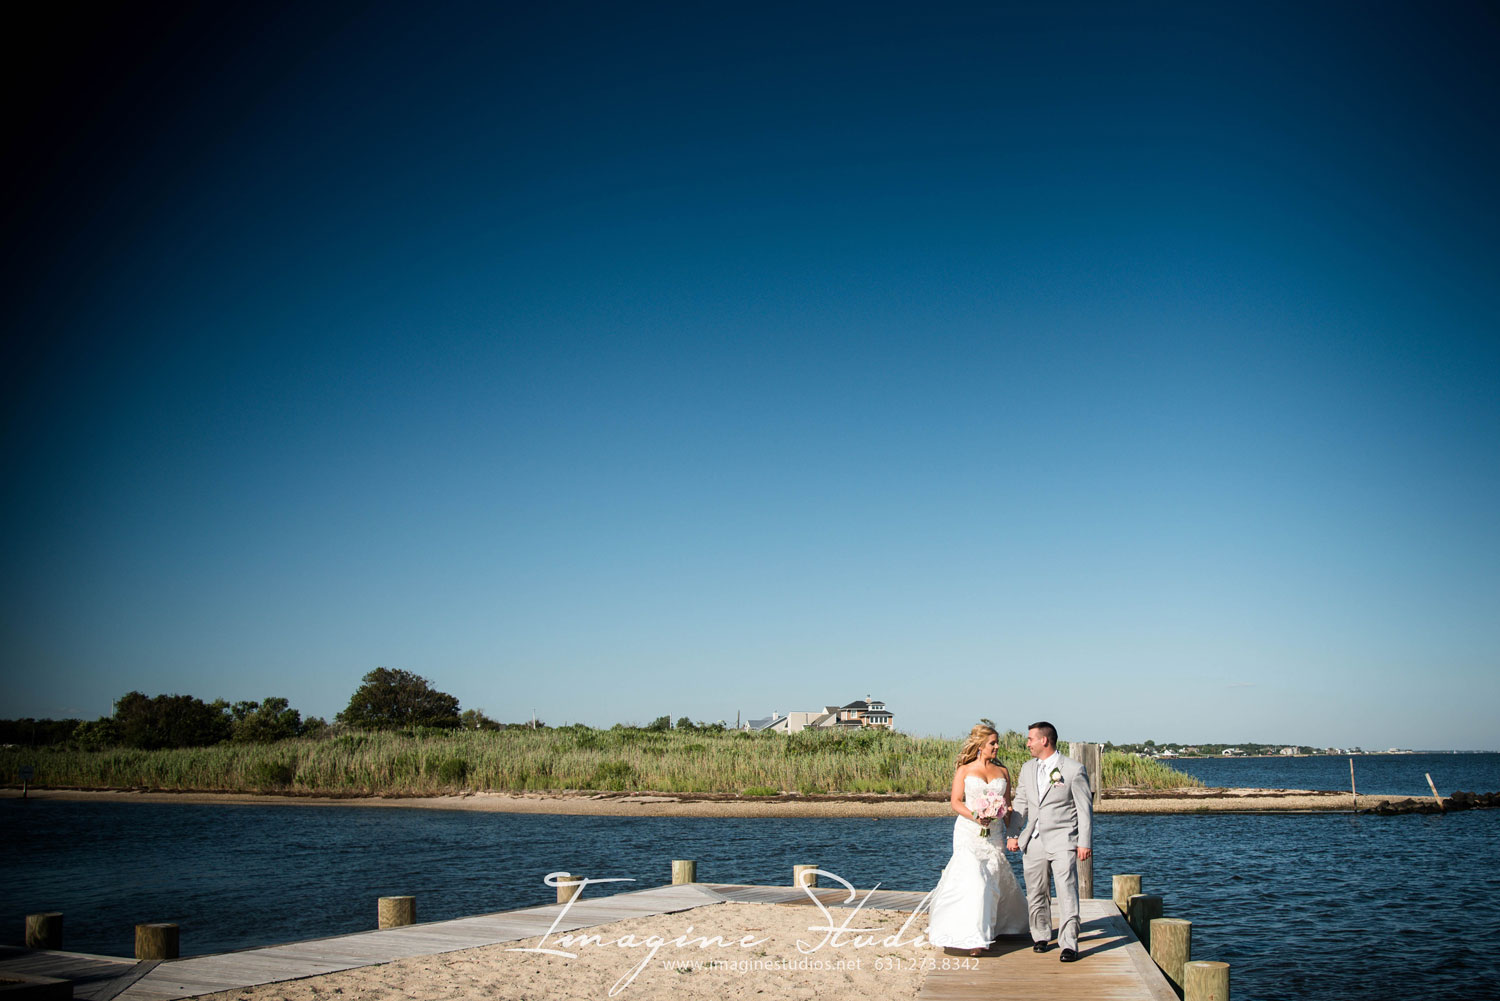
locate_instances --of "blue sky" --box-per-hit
[3,2,1497,748]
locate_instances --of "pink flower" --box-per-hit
[974,788,1008,838]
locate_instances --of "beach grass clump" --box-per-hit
[436,757,469,785]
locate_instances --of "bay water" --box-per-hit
[1162,750,1500,796]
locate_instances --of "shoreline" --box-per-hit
[1,786,1406,816]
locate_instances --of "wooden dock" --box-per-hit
[0,945,144,1001]
[918,898,1177,1001]
[3,885,1179,1001]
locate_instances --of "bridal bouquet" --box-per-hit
[974,788,1008,838]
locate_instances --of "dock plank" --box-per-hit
[918,899,1177,1001]
[0,945,139,1000]
[113,883,733,1000]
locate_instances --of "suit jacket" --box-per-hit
[1013,753,1093,853]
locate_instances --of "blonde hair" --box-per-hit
[956,724,1013,809]
[956,724,998,767]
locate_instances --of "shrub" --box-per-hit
[437,757,469,784]
[743,785,779,797]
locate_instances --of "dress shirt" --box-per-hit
[1037,751,1061,798]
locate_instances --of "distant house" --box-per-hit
[743,696,894,732]
[833,696,894,730]
[1222,748,1243,756]
[745,712,785,731]
[1280,747,1297,756]
[761,711,837,733]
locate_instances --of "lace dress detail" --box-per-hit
[925,775,1030,949]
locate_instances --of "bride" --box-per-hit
[926,724,1030,954]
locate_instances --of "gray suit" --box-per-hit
[1011,753,1093,951]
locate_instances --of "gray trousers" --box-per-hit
[1022,839,1080,951]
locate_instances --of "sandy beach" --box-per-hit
[194,901,939,1001]
[3,786,1399,814]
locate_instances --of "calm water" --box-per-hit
[5,773,1500,1000]
[1162,751,1500,795]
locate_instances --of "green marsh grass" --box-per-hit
[0,729,1199,796]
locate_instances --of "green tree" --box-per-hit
[675,716,696,732]
[645,715,671,732]
[229,697,303,743]
[337,668,461,729]
[113,691,232,749]
[461,708,500,730]
[0,718,83,745]
[73,717,118,751]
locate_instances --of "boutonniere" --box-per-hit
[1049,767,1063,785]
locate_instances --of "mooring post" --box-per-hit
[1150,917,1192,992]
[1113,874,1142,914]
[793,864,818,888]
[556,873,584,904]
[671,860,697,884]
[135,923,179,960]
[25,912,62,950]
[1127,893,1163,948]
[1184,959,1231,1000]
[378,896,416,928]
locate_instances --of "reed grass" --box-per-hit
[0,729,1199,796]
[1101,750,1203,789]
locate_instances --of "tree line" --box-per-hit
[0,669,739,751]
[3,668,508,750]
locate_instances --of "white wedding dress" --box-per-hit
[926,775,1030,950]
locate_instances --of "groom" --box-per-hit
[1007,721,1092,962]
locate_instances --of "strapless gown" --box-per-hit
[925,775,1029,949]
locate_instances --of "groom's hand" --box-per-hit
[1006,837,1019,851]
[1077,847,1092,861]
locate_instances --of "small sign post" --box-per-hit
[19,764,34,799]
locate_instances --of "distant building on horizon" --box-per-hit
[742,695,895,732]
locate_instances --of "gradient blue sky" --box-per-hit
[4,2,1497,748]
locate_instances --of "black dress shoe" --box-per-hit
[1059,948,1079,962]
[1032,941,1049,953]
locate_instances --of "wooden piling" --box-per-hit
[1113,874,1142,914]
[1127,893,1163,948]
[378,896,416,928]
[1184,959,1230,1001]
[1150,917,1192,991]
[1075,741,1103,809]
[1349,757,1357,812]
[1071,742,1101,898]
[671,860,697,884]
[135,923,179,960]
[556,874,584,904]
[1426,773,1444,811]
[25,912,63,950]
[793,865,818,888]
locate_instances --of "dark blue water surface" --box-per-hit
[4,785,1500,1001]
[1163,751,1500,796]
